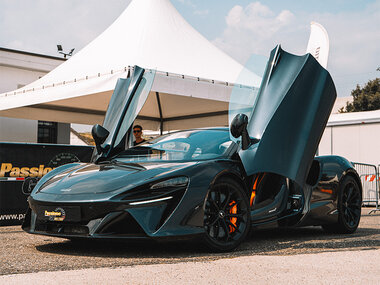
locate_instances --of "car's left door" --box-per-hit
[93,66,155,160]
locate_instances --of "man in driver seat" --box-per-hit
[133,125,146,146]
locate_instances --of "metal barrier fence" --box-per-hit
[352,162,379,214]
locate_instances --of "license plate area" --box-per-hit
[36,205,81,222]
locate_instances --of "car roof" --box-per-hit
[167,127,229,134]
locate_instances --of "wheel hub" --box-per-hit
[218,210,225,219]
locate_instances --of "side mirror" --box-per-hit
[230,114,251,150]
[92,124,109,154]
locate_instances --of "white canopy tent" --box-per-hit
[0,0,261,131]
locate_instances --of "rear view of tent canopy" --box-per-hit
[0,0,260,131]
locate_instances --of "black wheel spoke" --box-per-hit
[346,186,353,203]
[221,219,230,241]
[352,208,361,218]
[221,191,231,211]
[346,205,357,225]
[209,197,219,211]
[216,191,221,207]
[213,222,220,238]
[211,216,219,227]
[205,216,219,227]
[348,206,360,219]
[344,209,351,224]
[348,190,359,203]
[346,207,354,221]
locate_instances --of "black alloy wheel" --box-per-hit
[322,175,362,234]
[203,177,250,251]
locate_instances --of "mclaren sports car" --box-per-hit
[23,46,362,251]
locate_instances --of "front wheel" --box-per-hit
[322,175,362,234]
[203,178,251,251]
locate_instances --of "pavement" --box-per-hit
[1,249,380,285]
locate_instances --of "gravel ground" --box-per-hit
[0,208,379,278]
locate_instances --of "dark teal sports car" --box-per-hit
[23,46,362,251]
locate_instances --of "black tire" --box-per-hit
[203,177,251,252]
[322,175,362,234]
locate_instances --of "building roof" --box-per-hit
[328,108,380,126]
[0,47,66,61]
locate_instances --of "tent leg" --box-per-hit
[156,92,164,135]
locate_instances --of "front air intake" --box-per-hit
[96,212,146,236]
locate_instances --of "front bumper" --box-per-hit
[22,190,204,239]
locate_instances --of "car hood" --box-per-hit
[35,161,197,197]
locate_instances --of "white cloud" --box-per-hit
[225,6,244,27]
[226,2,293,32]
[214,2,296,63]
[213,1,380,97]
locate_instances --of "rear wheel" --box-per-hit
[322,175,362,234]
[203,178,250,251]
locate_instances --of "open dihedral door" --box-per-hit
[93,66,156,160]
[230,45,336,219]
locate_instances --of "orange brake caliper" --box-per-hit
[228,201,238,233]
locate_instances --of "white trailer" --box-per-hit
[319,109,380,166]
[319,110,380,207]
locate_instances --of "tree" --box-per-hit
[339,77,380,113]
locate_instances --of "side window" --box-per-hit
[160,141,190,160]
[191,147,202,159]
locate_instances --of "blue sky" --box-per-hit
[0,0,379,98]
[175,0,375,39]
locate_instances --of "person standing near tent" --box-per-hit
[133,125,146,146]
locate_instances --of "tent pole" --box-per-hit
[155,92,164,135]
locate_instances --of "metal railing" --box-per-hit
[352,162,379,214]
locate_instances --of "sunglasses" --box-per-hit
[133,130,141,133]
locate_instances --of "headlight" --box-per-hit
[150,176,189,190]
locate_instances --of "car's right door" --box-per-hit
[230,45,336,219]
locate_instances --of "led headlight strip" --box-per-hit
[129,196,173,206]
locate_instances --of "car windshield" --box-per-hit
[114,129,234,162]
